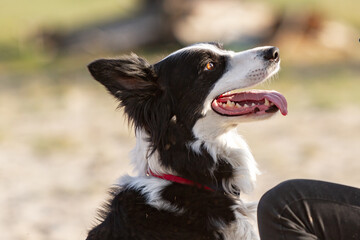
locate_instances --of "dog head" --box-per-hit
[88,42,286,134]
[88,43,287,194]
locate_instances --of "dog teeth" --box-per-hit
[226,100,235,107]
[264,98,270,106]
[221,100,269,108]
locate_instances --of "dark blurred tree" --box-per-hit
[40,0,193,54]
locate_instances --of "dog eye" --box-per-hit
[205,62,215,71]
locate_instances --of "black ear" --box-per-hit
[88,54,171,143]
[87,54,158,97]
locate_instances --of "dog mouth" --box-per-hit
[211,90,288,117]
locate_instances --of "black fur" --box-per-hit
[87,184,236,240]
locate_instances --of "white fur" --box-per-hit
[119,175,184,213]
[131,129,176,176]
[130,129,149,176]
[220,201,259,240]
[191,120,259,195]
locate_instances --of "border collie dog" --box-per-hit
[87,43,287,240]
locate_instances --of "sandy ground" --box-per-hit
[1,79,359,240]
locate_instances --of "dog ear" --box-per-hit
[87,53,158,98]
[88,54,172,145]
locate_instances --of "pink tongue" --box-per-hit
[220,90,288,116]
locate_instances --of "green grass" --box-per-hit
[0,0,359,73]
[0,0,138,42]
[1,0,359,55]
[2,0,358,44]
[266,0,360,27]
[0,0,140,71]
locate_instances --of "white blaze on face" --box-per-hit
[201,46,280,116]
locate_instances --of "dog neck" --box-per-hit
[131,125,258,196]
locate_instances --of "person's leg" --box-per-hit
[257,179,360,240]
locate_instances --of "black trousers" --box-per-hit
[257,179,360,240]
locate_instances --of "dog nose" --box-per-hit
[263,47,280,62]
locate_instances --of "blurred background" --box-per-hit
[0,0,359,239]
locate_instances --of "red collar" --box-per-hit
[147,170,215,192]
